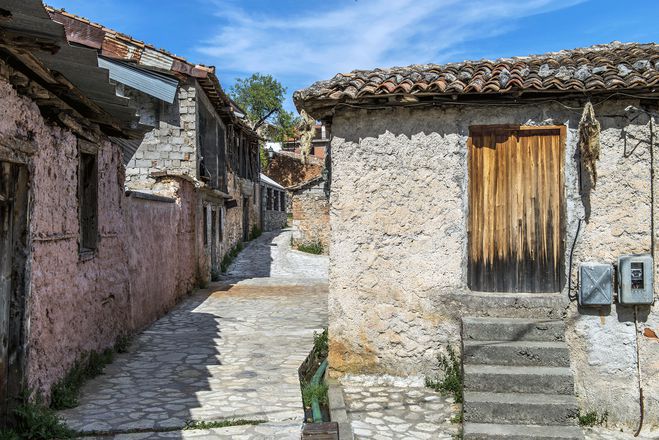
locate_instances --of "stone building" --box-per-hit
[295,42,659,431]
[260,173,287,231]
[48,7,262,280]
[289,176,330,253]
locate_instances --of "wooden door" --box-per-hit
[0,161,29,423]
[468,126,565,292]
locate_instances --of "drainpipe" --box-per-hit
[311,359,328,423]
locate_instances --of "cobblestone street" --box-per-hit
[58,230,328,439]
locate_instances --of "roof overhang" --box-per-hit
[99,57,179,103]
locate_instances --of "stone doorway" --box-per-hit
[0,161,29,424]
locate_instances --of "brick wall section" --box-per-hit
[291,179,329,252]
[125,82,198,189]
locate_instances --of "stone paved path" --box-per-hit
[342,381,460,439]
[58,230,328,439]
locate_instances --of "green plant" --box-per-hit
[114,334,132,354]
[313,328,328,358]
[51,349,114,410]
[450,412,463,424]
[220,242,245,273]
[578,410,608,427]
[301,382,328,407]
[248,225,262,241]
[296,241,323,255]
[183,419,265,430]
[426,346,463,403]
[1,395,75,439]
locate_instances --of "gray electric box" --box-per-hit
[618,254,654,305]
[579,262,613,306]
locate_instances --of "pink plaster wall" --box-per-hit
[123,179,201,331]
[0,77,133,395]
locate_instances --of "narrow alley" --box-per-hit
[58,230,328,439]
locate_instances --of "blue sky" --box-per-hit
[48,0,659,112]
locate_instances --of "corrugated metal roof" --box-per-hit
[99,57,178,103]
[260,173,285,190]
[0,0,143,139]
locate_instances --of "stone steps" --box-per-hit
[461,317,583,440]
[463,391,579,425]
[463,422,584,440]
[463,365,574,395]
[463,317,565,342]
[463,340,571,367]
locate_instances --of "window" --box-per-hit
[280,192,286,212]
[267,188,273,210]
[79,148,98,253]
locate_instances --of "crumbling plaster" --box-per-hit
[0,74,132,395]
[328,100,659,427]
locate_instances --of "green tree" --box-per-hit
[273,109,300,142]
[230,73,287,128]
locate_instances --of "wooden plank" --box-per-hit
[468,125,565,292]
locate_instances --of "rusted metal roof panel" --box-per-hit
[48,10,104,49]
[140,47,174,71]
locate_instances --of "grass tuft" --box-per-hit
[578,410,608,427]
[183,419,265,430]
[313,328,328,358]
[296,241,323,255]
[220,242,244,273]
[50,349,114,410]
[425,345,463,403]
[113,334,132,354]
[248,226,262,241]
[0,394,76,439]
[301,382,328,407]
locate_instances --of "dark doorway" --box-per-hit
[0,161,29,424]
[242,197,250,242]
[468,126,565,292]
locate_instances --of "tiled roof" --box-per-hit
[294,42,659,116]
[46,7,257,137]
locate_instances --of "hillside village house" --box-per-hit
[295,42,659,434]
[0,1,262,420]
[260,173,287,231]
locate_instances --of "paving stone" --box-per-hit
[59,231,327,440]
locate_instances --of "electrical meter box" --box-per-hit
[579,262,613,306]
[617,254,654,305]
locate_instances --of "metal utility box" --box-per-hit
[618,254,654,305]
[579,263,613,306]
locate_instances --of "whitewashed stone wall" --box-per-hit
[328,100,659,427]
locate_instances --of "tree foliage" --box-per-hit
[229,73,301,141]
[230,73,286,127]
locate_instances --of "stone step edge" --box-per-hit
[463,364,574,376]
[463,391,578,405]
[463,422,584,439]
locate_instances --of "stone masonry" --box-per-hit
[125,83,198,189]
[291,178,330,253]
[326,100,659,428]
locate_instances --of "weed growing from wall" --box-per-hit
[50,349,115,410]
[313,328,328,358]
[425,346,463,403]
[578,410,608,427]
[220,242,244,273]
[0,393,75,439]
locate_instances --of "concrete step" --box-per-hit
[463,422,584,440]
[463,391,579,426]
[464,340,571,367]
[463,365,575,395]
[463,317,565,342]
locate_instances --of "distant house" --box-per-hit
[282,122,331,159]
[260,173,287,231]
[296,42,659,429]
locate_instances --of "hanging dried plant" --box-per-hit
[297,109,316,164]
[578,101,601,187]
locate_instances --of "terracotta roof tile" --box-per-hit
[295,42,659,114]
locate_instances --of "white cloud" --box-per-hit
[197,0,584,85]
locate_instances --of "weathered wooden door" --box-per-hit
[242,197,249,241]
[0,161,29,423]
[468,126,565,292]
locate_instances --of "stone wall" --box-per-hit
[265,151,323,187]
[125,82,198,189]
[328,100,659,427]
[261,182,287,231]
[291,179,329,252]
